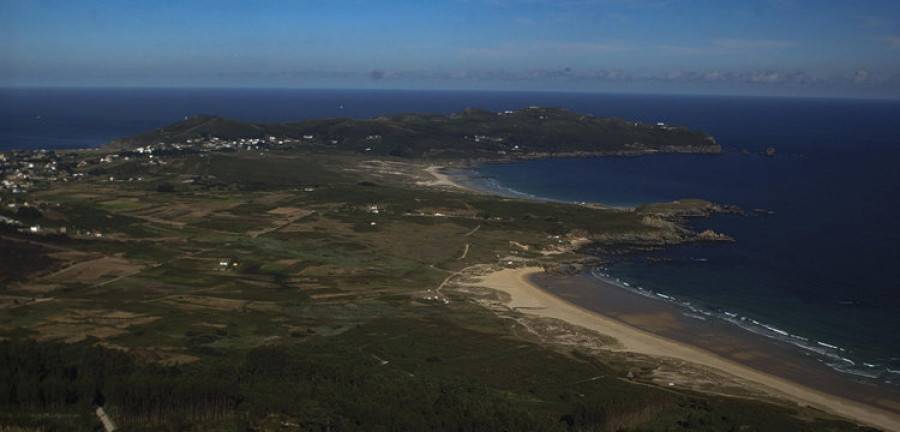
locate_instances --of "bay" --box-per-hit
[475,97,900,386]
[3,87,898,386]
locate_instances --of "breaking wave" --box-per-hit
[588,267,900,387]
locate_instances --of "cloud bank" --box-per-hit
[358,67,897,89]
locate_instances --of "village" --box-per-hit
[0,122,549,236]
[0,134,311,234]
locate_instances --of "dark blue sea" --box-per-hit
[3,87,899,386]
[473,96,900,387]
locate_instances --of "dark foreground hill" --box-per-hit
[106,107,721,159]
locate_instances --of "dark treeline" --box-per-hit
[0,338,876,431]
[0,338,131,410]
[0,339,555,431]
[236,345,557,431]
[0,339,239,430]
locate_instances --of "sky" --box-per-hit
[2,0,899,99]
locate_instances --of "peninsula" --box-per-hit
[106,106,722,158]
[2,108,894,431]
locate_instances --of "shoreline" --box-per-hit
[462,266,900,431]
[424,163,900,429]
[420,164,547,201]
[420,164,633,211]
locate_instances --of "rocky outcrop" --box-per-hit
[635,199,744,219]
[696,229,734,242]
[544,257,612,275]
[645,256,674,264]
[584,226,732,255]
[577,200,738,255]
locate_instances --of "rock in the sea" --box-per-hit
[645,256,674,264]
[763,146,776,157]
[695,229,734,242]
[550,262,583,276]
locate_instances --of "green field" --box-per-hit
[0,150,874,431]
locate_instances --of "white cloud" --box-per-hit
[748,70,786,83]
[703,70,728,82]
[221,66,897,98]
[662,70,688,81]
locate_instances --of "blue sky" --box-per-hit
[2,0,899,98]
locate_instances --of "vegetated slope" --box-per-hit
[106,107,721,158]
[1,148,882,431]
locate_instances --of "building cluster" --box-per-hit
[0,149,127,236]
[179,135,300,152]
[461,135,524,156]
[0,135,321,237]
[0,150,89,194]
[119,134,304,156]
[1,134,308,190]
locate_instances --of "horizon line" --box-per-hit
[3,85,899,103]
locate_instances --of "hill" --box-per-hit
[106,107,721,159]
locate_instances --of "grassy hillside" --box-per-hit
[0,149,874,431]
[106,107,721,159]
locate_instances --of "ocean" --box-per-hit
[474,96,900,388]
[3,87,899,387]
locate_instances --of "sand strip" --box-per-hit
[419,166,469,190]
[470,266,900,431]
[420,165,515,198]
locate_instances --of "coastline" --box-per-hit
[419,164,541,200]
[460,266,900,431]
[423,163,900,429]
[9,90,899,430]
[419,166,471,190]
[420,164,631,212]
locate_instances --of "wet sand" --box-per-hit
[426,166,900,430]
[421,164,540,200]
[469,266,900,431]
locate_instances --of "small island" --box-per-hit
[1,108,895,431]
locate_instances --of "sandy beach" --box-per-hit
[418,166,468,189]
[464,266,900,431]
[419,164,524,198]
[422,164,900,430]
